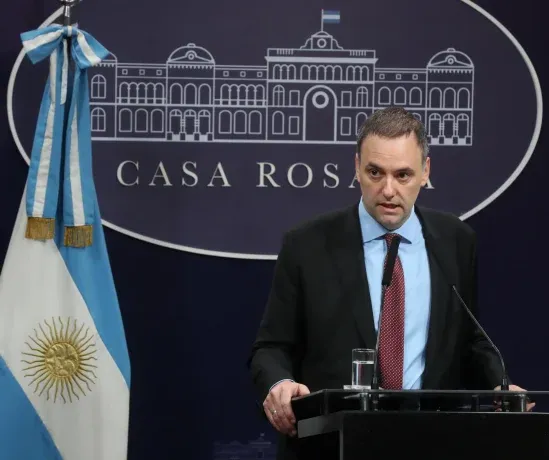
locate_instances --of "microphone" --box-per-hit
[449,285,509,391]
[427,240,509,392]
[371,234,402,392]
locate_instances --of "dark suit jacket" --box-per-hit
[248,204,505,459]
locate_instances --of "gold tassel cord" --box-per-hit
[25,217,55,240]
[63,225,93,248]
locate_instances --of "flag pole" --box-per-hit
[321,9,324,31]
[60,0,79,25]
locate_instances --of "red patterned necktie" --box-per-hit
[378,233,405,390]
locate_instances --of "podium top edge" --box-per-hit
[292,388,549,400]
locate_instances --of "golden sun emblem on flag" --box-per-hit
[21,317,98,403]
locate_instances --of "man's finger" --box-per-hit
[263,396,284,433]
[265,407,283,433]
[280,385,297,423]
[296,384,310,396]
[268,390,293,435]
[276,386,297,435]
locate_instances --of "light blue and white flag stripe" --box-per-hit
[322,9,341,23]
[0,24,130,460]
[21,25,108,241]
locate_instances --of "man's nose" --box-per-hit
[382,177,396,199]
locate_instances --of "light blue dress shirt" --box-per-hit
[358,200,431,389]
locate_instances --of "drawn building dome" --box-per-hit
[427,48,473,68]
[167,43,215,65]
[300,31,343,51]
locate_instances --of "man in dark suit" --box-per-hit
[248,107,530,459]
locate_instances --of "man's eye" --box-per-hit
[369,169,379,177]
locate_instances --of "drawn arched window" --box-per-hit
[198,110,211,134]
[218,110,232,134]
[333,66,342,80]
[356,112,367,135]
[317,66,326,80]
[246,86,256,104]
[135,109,148,133]
[169,109,182,134]
[119,109,132,132]
[91,75,106,99]
[137,83,147,103]
[170,84,183,104]
[150,109,164,133]
[443,113,455,137]
[378,87,391,105]
[119,82,130,103]
[356,87,368,107]
[325,66,334,81]
[183,109,197,135]
[457,113,470,137]
[256,86,265,105]
[249,111,262,135]
[300,65,310,80]
[220,84,230,104]
[346,66,356,81]
[273,65,282,80]
[129,83,138,103]
[458,88,470,108]
[309,65,318,80]
[146,83,156,104]
[279,65,289,79]
[199,84,211,105]
[444,88,456,108]
[429,114,441,138]
[233,110,247,134]
[155,83,165,103]
[346,66,368,81]
[413,113,422,122]
[429,88,442,108]
[91,108,106,132]
[184,84,197,105]
[288,65,296,79]
[394,87,406,105]
[230,85,239,103]
[238,85,247,104]
[272,111,284,135]
[273,85,285,106]
[410,87,422,105]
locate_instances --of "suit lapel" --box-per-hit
[417,207,454,388]
[327,205,377,349]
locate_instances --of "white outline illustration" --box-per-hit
[85,27,475,147]
[7,3,543,259]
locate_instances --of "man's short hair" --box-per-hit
[356,107,429,163]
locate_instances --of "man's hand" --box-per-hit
[263,381,310,437]
[493,384,535,411]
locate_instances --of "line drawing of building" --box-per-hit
[212,433,276,460]
[89,17,474,146]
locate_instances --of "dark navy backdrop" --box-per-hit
[0,1,547,459]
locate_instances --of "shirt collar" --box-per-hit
[358,199,422,244]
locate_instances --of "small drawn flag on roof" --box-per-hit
[322,9,340,24]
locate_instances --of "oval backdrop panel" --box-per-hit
[9,0,542,259]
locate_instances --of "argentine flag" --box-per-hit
[322,9,341,24]
[0,24,130,459]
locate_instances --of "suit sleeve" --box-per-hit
[464,232,507,389]
[247,231,305,402]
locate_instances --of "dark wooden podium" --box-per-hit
[290,389,549,459]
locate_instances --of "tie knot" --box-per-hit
[384,233,399,246]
